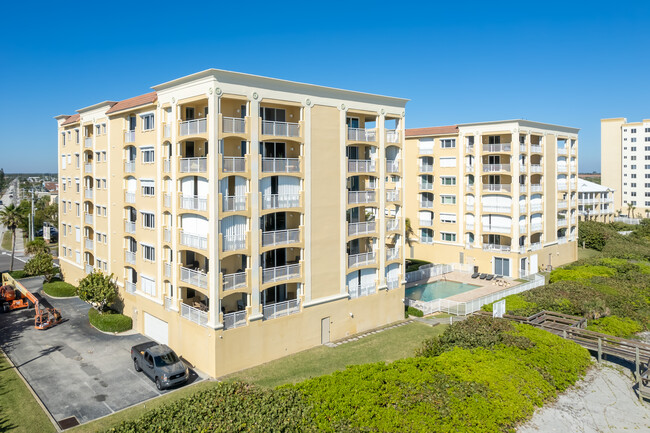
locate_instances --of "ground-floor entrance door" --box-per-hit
[494,257,510,277]
[321,317,330,344]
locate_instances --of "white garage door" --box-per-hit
[144,313,168,345]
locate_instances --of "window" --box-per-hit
[646,183,650,188]
[63,225,67,236]
[646,128,650,133]
[141,275,156,296]
[439,157,456,167]
[632,147,637,151]
[102,124,107,134]
[62,182,66,192]
[140,113,155,131]
[631,156,637,160]
[75,203,80,217]
[102,179,107,189]
[102,151,107,161]
[440,213,457,223]
[441,232,456,242]
[632,174,637,178]
[141,179,155,196]
[141,146,154,163]
[141,212,155,229]
[631,192,637,197]
[75,226,80,242]
[142,244,155,262]
[75,250,81,264]
[631,128,637,133]
[420,228,433,244]
[61,132,66,146]
[632,138,637,142]
[440,139,456,148]
[440,176,456,185]
[632,183,637,187]
[95,125,101,135]
[61,155,66,169]
[75,129,79,143]
[440,195,456,204]
[418,138,434,154]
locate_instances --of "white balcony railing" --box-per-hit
[124,161,135,173]
[386,218,400,232]
[180,194,208,212]
[179,118,207,136]
[531,144,542,153]
[483,164,511,172]
[557,183,568,191]
[84,163,92,174]
[125,220,136,234]
[520,144,527,152]
[262,299,300,320]
[530,164,542,173]
[386,130,400,143]
[348,127,376,142]
[420,200,434,209]
[531,184,542,193]
[421,218,434,227]
[164,193,171,208]
[465,202,474,211]
[179,157,207,173]
[348,159,376,173]
[164,296,174,311]
[386,247,400,261]
[348,190,376,205]
[482,224,511,234]
[482,244,511,252]
[222,116,246,134]
[164,227,172,242]
[387,278,400,290]
[124,131,135,143]
[386,189,400,202]
[163,123,171,138]
[519,164,527,173]
[85,239,93,250]
[125,281,136,294]
[482,205,511,213]
[557,164,568,172]
[223,195,246,212]
[558,200,567,209]
[125,250,136,265]
[84,213,93,225]
[223,234,246,251]
[262,193,300,210]
[262,229,300,247]
[180,302,208,327]
[558,237,568,245]
[262,158,300,173]
[222,156,246,173]
[386,161,400,173]
[223,310,247,329]
[222,272,246,291]
[125,191,136,203]
[164,262,172,278]
[482,143,511,152]
[180,266,208,289]
[419,182,433,191]
[348,221,376,237]
[530,242,542,251]
[348,284,376,299]
[520,203,527,213]
[483,184,511,192]
[261,120,300,137]
[465,222,474,230]
[348,251,376,268]
[84,189,93,199]
[180,231,208,250]
[558,219,568,227]
[85,137,93,148]
[419,164,434,173]
[557,147,568,155]
[530,223,543,232]
[262,264,301,284]
[163,159,170,173]
[519,223,527,233]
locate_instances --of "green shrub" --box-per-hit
[586,316,643,338]
[43,280,76,297]
[405,258,432,273]
[549,265,615,283]
[7,270,28,279]
[88,309,132,333]
[23,252,57,282]
[406,306,423,317]
[77,271,117,312]
[482,294,538,315]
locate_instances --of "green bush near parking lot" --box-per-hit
[43,280,76,297]
[88,308,132,333]
[7,269,28,279]
[405,306,424,317]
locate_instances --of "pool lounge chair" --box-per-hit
[485,274,494,281]
[471,272,480,279]
[479,273,487,279]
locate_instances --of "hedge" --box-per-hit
[88,309,132,333]
[43,280,76,297]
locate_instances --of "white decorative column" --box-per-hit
[303,100,312,303]
[208,85,222,329]
[339,105,348,296]
[378,112,387,289]
[249,93,263,320]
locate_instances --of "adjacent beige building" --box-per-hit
[56,69,407,377]
[577,178,614,222]
[404,120,579,277]
[601,118,650,217]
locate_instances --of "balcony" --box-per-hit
[482,143,511,152]
[179,157,207,173]
[125,192,136,204]
[348,251,376,268]
[421,218,434,227]
[222,117,246,134]
[164,262,172,278]
[180,231,207,250]
[419,164,434,173]
[386,189,400,202]
[465,144,475,153]
[557,164,568,172]
[223,195,246,212]
[482,204,511,213]
[348,190,376,205]
[465,202,474,211]
[386,161,400,173]
[163,159,170,173]
[84,189,93,200]
[531,144,542,153]
[388,278,400,290]
[85,137,93,148]
[262,120,300,137]
[571,147,577,155]
[262,158,300,173]
[420,200,434,209]
[519,164,527,173]
[223,272,246,291]
[570,180,576,189]
[161,228,170,243]
[349,283,376,299]
[179,118,207,136]
[530,222,543,232]
[386,218,400,232]
[520,144,527,152]
[482,224,511,234]
[557,147,568,155]
[348,127,376,142]
[223,310,247,329]
[84,213,93,225]
[85,239,93,250]
[483,164,511,173]
[124,161,135,173]
[519,203,527,213]
[262,229,300,247]
[262,193,300,210]
[125,220,136,234]
[348,221,376,237]
[482,244,511,252]
[558,200,567,209]
[570,217,577,225]
[180,302,208,327]
[223,234,246,252]
[386,129,400,143]
[163,123,171,138]
[465,183,475,192]
[180,266,208,289]
[386,247,400,261]
[531,184,542,193]
[179,194,208,212]
[164,193,171,208]
[465,222,474,230]
[125,250,136,265]
[419,182,433,190]
[530,242,542,251]
[84,163,92,174]
[262,299,300,320]
[520,184,527,193]
[262,264,301,284]
[222,156,246,173]
[123,281,135,294]
[558,237,568,245]
[519,222,527,233]
[558,219,568,227]
[557,183,568,191]
[124,131,135,143]
[530,164,542,173]
[348,159,376,173]
[483,184,511,192]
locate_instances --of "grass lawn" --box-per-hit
[88,309,132,333]
[0,351,56,433]
[43,280,76,297]
[579,247,602,261]
[1,231,12,251]
[225,321,446,388]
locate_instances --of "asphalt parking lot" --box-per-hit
[0,276,205,428]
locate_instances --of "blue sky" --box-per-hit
[1,1,649,173]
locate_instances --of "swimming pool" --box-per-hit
[405,280,480,302]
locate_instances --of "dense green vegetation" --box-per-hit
[405,305,424,317]
[7,270,28,279]
[405,258,432,272]
[107,317,590,433]
[88,308,132,333]
[43,279,76,297]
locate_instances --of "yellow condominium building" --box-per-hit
[404,120,579,278]
[601,117,650,217]
[55,69,407,377]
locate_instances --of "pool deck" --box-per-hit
[406,271,516,303]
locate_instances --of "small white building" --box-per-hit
[577,178,615,222]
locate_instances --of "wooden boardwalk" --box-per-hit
[477,310,650,400]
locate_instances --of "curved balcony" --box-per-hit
[262,229,300,248]
[261,120,300,138]
[179,118,207,137]
[222,156,246,173]
[482,164,511,173]
[347,127,376,143]
[262,263,301,284]
[262,193,300,210]
[179,194,208,212]
[348,221,376,237]
[180,266,208,290]
[180,231,208,250]
[222,195,247,212]
[482,143,511,153]
[179,157,207,174]
[222,116,246,134]
[222,271,247,292]
[348,159,376,173]
[348,251,376,269]
[262,158,301,174]
[348,190,376,205]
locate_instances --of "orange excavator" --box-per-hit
[0,273,62,330]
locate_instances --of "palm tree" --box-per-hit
[404,218,415,248]
[627,202,634,218]
[0,204,24,271]
[25,238,50,256]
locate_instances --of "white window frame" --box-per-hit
[440,195,456,205]
[141,243,155,262]
[141,179,155,196]
[441,232,457,242]
[440,213,457,223]
[440,176,457,186]
[141,146,155,164]
[140,112,155,132]
[440,138,456,149]
[141,211,155,229]
[141,275,156,296]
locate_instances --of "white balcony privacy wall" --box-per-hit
[385,263,400,283]
[181,176,209,196]
[220,175,247,197]
[220,215,247,243]
[418,210,433,226]
[261,176,300,197]
[481,214,511,228]
[347,268,377,289]
[465,213,475,226]
[180,214,208,235]
[531,194,542,208]
[530,213,543,226]
[481,194,512,209]
[126,177,137,194]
